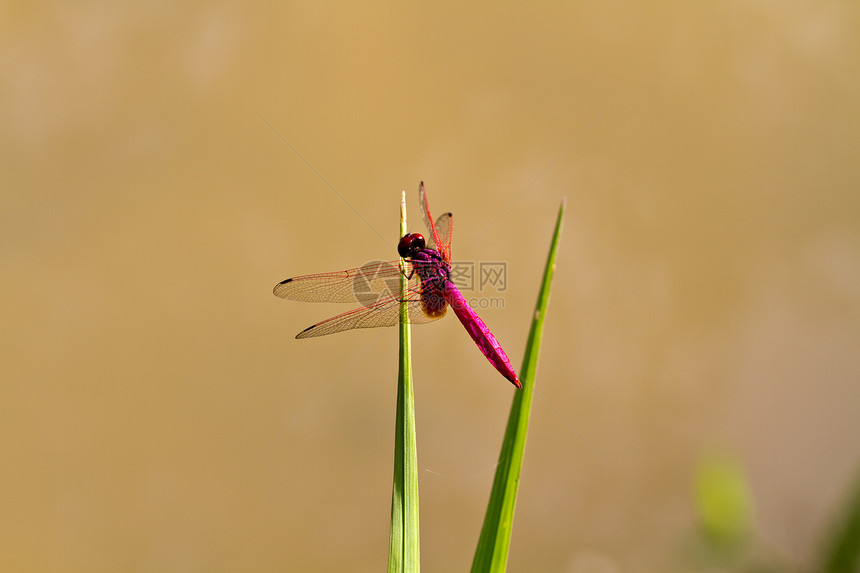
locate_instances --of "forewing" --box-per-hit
[274,260,409,304]
[296,285,445,338]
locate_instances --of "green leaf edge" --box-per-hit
[471,198,567,573]
[388,191,420,573]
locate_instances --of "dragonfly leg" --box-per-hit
[399,261,416,280]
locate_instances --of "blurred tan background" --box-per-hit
[2,2,859,571]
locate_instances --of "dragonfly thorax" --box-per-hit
[410,248,450,284]
[410,248,450,319]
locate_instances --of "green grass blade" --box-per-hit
[471,198,566,573]
[388,191,420,573]
[823,468,860,573]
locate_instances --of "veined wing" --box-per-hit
[274,260,426,304]
[296,284,446,338]
[433,212,453,260]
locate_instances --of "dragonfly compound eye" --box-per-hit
[397,233,425,258]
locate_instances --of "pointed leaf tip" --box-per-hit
[471,198,566,572]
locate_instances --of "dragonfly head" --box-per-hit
[397,233,426,259]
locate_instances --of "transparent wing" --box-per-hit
[274,260,425,304]
[433,212,453,260]
[295,284,446,338]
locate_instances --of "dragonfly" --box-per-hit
[273,182,521,389]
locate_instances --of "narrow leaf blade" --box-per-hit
[472,198,566,572]
[388,191,420,573]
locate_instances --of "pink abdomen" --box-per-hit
[443,282,521,388]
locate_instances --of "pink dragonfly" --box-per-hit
[273,182,521,388]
